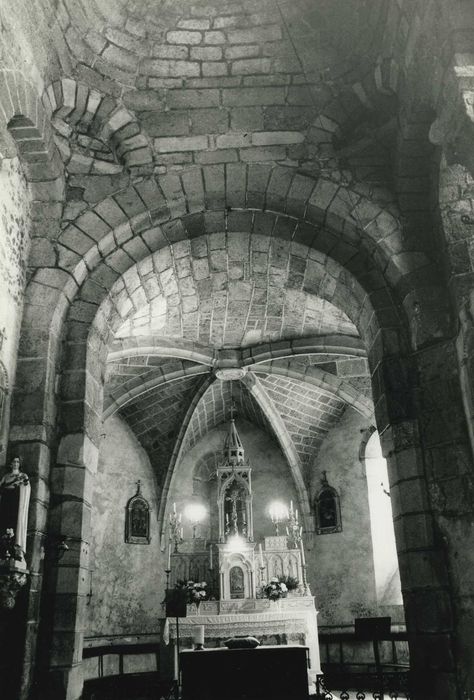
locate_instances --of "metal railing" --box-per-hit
[315,671,411,699]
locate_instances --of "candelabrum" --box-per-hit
[169,503,183,553]
[269,501,288,536]
[286,500,302,549]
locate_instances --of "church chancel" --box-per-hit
[165,413,321,685]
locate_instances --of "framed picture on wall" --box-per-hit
[125,480,151,544]
[315,471,342,535]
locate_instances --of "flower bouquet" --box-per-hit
[262,577,288,601]
[0,529,24,563]
[175,579,208,606]
[278,575,299,592]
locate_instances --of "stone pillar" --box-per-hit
[36,432,97,700]
[377,341,474,699]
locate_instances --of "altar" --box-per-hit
[164,414,321,689]
[168,597,321,683]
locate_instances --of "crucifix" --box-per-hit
[225,487,241,535]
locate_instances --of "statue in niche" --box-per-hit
[125,480,151,544]
[224,483,246,538]
[0,456,31,562]
[315,471,342,535]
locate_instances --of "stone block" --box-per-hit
[141,59,200,77]
[178,19,211,30]
[223,87,285,106]
[253,130,304,146]
[102,45,139,72]
[123,89,166,111]
[154,135,208,152]
[186,76,240,88]
[191,108,228,134]
[142,110,190,137]
[231,58,272,75]
[75,210,111,242]
[104,27,147,55]
[181,169,205,212]
[167,89,220,109]
[227,26,282,44]
[142,226,166,252]
[213,16,241,29]
[152,44,189,60]
[216,132,252,148]
[239,145,286,161]
[167,30,202,45]
[191,46,223,61]
[230,106,264,130]
[243,75,290,87]
[204,31,226,44]
[202,62,228,77]
[123,236,150,262]
[225,45,259,59]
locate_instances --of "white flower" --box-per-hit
[280,583,288,592]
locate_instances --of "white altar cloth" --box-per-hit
[167,600,321,679]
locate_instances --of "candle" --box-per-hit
[259,543,264,568]
[295,508,298,522]
[209,545,213,570]
[173,502,176,513]
[299,537,306,566]
[193,625,205,646]
[167,542,171,570]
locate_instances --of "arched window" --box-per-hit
[361,429,402,605]
[315,471,342,534]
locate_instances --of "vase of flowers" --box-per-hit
[278,575,300,595]
[262,577,288,602]
[175,579,208,608]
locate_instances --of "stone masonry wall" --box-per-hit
[308,406,378,628]
[0,157,30,465]
[86,413,163,637]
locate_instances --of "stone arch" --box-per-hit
[13,169,450,699]
[47,78,154,175]
[53,165,443,316]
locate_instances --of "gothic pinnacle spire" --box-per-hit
[224,403,245,466]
